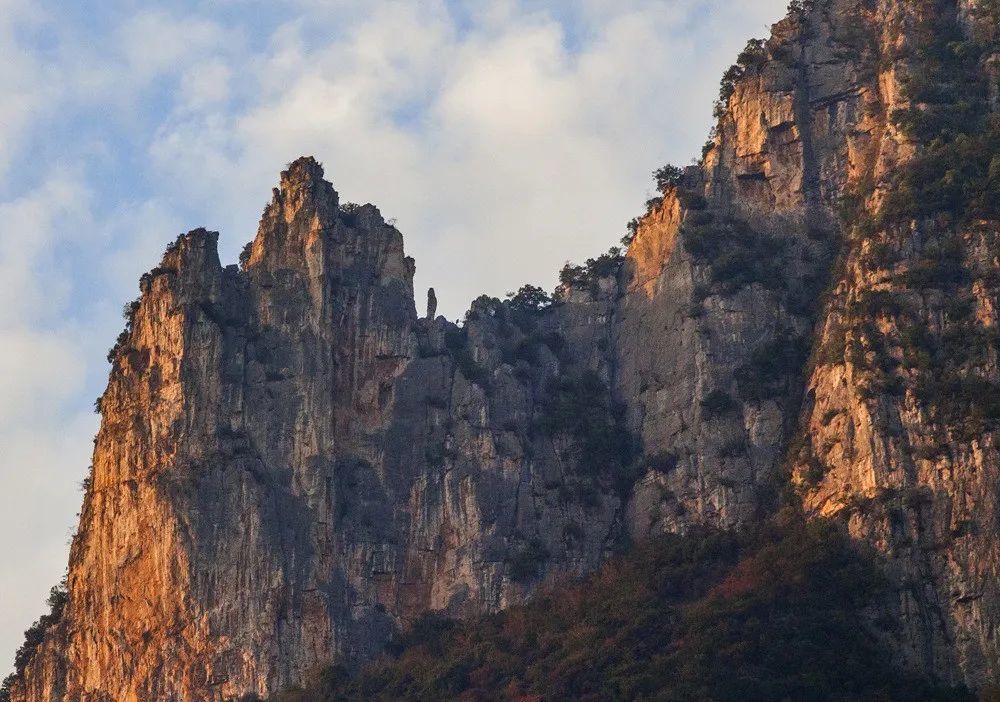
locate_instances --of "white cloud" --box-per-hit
[0,3,56,182]
[115,10,233,79]
[179,60,233,110]
[0,410,96,675]
[0,172,93,327]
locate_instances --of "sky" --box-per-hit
[0,0,789,674]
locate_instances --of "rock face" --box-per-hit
[9,0,1000,699]
[10,159,632,702]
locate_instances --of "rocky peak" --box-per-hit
[155,228,225,297]
[275,155,338,216]
[245,156,339,273]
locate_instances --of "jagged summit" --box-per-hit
[274,155,335,202]
[281,155,326,184]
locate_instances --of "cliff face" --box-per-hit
[10,158,633,701]
[9,0,1000,699]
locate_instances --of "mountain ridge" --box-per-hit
[5,0,1000,698]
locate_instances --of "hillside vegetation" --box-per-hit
[265,511,970,702]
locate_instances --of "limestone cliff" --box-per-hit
[7,0,1000,698]
[8,158,632,702]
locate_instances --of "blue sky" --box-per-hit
[0,0,789,673]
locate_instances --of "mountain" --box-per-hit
[4,0,1000,699]
[265,512,974,701]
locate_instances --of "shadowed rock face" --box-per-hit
[9,0,1000,698]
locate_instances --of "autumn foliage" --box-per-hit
[269,511,969,702]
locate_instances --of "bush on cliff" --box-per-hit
[266,511,970,702]
[1,580,69,702]
[538,370,636,483]
[558,247,625,295]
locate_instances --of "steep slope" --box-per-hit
[268,512,972,702]
[788,0,1000,687]
[621,0,1000,687]
[5,0,1000,699]
[6,160,634,702]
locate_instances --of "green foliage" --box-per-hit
[898,238,967,289]
[504,284,553,332]
[735,332,810,402]
[621,217,641,247]
[267,512,971,702]
[559,247,625,294]
[107,296,144,364]
[715,39,768,118]
[678,189,708,211]
[2,580,70,701]
[881,2,1000,223]
[684,216,788,295]
[444,326,490,389]
[647,451,679,474]
[786,0,814,15]
[881,120,1000,221]
[508,538,550,583]
[106,329,131,364]
[500,332,565,367]
[828,0,1000,430]
[122,298,140,320]
[701,389,738,418]
[701,136,717,160]
[505,285,552,315]
[653,164,683,193]
[239,242,253,268]
[338,202,362,225]
[539,371,636,484]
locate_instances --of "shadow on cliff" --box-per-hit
[258,508,975,702]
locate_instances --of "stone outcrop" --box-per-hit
[9,158,632,701]
[8,0,1000,698]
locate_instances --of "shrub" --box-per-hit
[558,263,587,288]
[339,202,362,225]
[701,390,737,418]
[505,285,552,330]
[267,512,973,702]
[3,579,70,699]
[444,326,490,389]
[559,248,625,295]
[239,242,253,268]
[684,216,787,295]
[106,329,130,364]
[647,451,679,474]
[653,164,683,193]
[719,436,749,458]
[736,332,809,402]
[539,371,636,481]
[879,3,1000,224]
[678,189,708,210]
[621,217,641,247]
[122,298,140,320]
[505,285,552,315]
[715,39,768,118]
[509,538,550,583]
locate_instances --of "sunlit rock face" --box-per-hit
[10,158,629,701]
[11,0,1000,698]
[620,0,1000,687]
